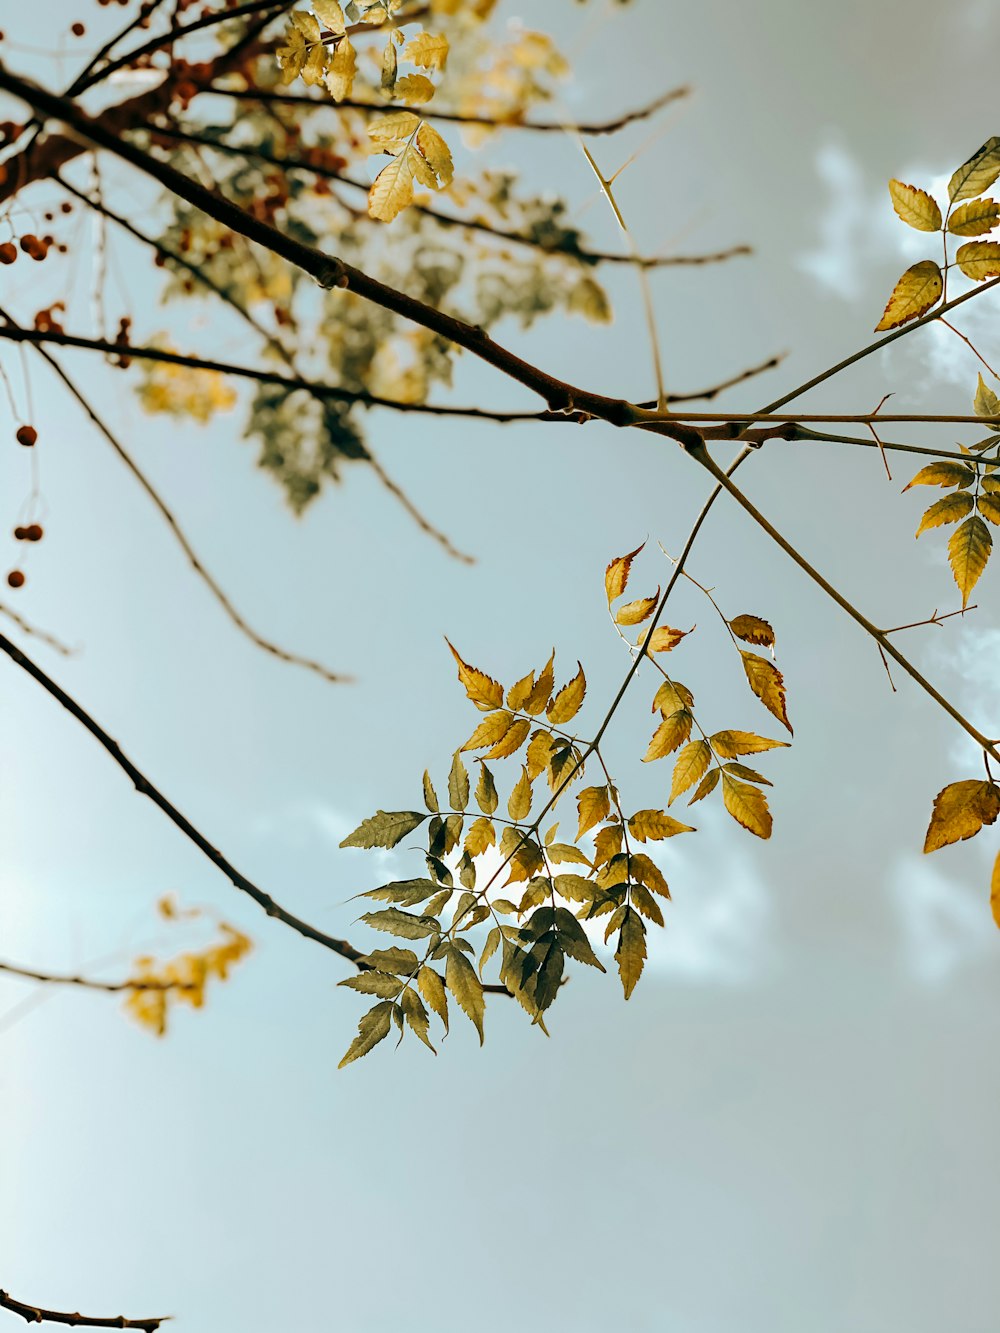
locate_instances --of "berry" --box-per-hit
[26,524,42,542]
[7,570,24,589]
[71,22,85,36]
[16,425,37,447]
[13,526,26,540]
[0,242,16,265]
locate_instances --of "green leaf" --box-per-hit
[338,1000,393,1068]
[949,138,1000,204]
[418,964,449,1031]
[422,771,439,812]
[361,946,419,973]
[445,946,486,1043]
[448,751,470,811]
[475,763,498,814]
[615,907,646,1000]
[360,907,439,939]
[338,971,404,998]
[340,810,426,849]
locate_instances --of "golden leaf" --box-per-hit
[526,730,555,780]
[395,73,436,105]
[948,198,1000,236]
[948,138,1000,204]
[644,625,688,653]
[484,716,530,760]
[576,785,610,838]
[724,761,771,786]
[956,241,1000,281]
[669,740,711,804]
[915,492,975,535]
[615,592,659,626]
[593,824,623,867]
[338,1001,393,1068]
[324,34,356,100]
[709,730,789,758]
[728,614,775,648]
[924,779,1000,852]
[446,639,503,711]
[523,652,555,716]
[721,774,772,838]
[404,30,450,69]
[740,651,792,733]
[888,178,942,231]
[291,10,322,40]
[628,809,695,842]
[615,908,646,1000]
[418,965,448,1032]
[978,494,1000,525]
[460,710,513,752]
[975,373,1000,419]
[464,815,495,857]
[903,461,976,490]
[368,110,420,146]
[506,671,534,711]
[874,260,942,331]
[605,542,644,604]
[314,0,346,32]
[689,768,721,805]
[276,25,308,83]
[368,148,415,222]
[547,662,586,724]
[947,514,992,606]
[448,751,469,811]
[631,884,664,927]
[630,852,670,899]
[991,852,1000,929]
[643,708,693,762]
[508,767,533,821]
[652,679,694,714]
[445,948,485,1043]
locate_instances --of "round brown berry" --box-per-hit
[71,22,85,36]
[7,570,24,588]
[16,425,37,447]
[26,524,42,542]
[13,526,25,540]
[0,242,15,265]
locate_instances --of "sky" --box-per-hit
[2,2,1000,1331]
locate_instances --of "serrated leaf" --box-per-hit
[553,907,605,970]
[630,883,664,927]
[605,542,644,604]
[915,492,975,535]
[484,716,530,760]
[975,373,1000,419]
[628,809,695,841]
[415,121,453,187]
[525,730,555,780]
[978,494,1000,525]
[475,763,498,814]
[888,178,942,231]
[445,947,485,1043]
[422,771,439,813]
[644,709,693,761]
[340,809,426,849]
[949,198,1000,236]
[338,970,403,998]
[689,767,721,804]
[709,730,789,758]
[576,785,610,838]
[361,878,438,906]
[615,591,660,626]
[874,260,942,331]
[448,751,469,811]
[553,873,595,904]
[724,762,772,786]
[547,662,586,724]
[324,34,356,99]
[461,710,512,752]
[924,779,1000,852]
[652,679,694,714]
[630,852,670,899]
[380,33,397,90]
[338,1000,393,1068]
[949,138,1000,204]
[360,907,438,939]
[416,965,448,1031]
[669,741,711,804]
[523,652,555,716]
[291,10,322,41]
[404,30,449,68]
[368,110,420,146]
[721,775,772,839]
[546,842,591,867]
[506,671,534,710]
[644,625,688,653]
[479,928,501,977]
[593,824,624,867]
[729,614,775,647]
[740,651,792,733]
[508,767,533,821]
[361,946,418,973]
[399,986,434,1051]
[904,461,976,490]
[446,639,503,711]
[314,0,346,32]
[947,514,992,606]
[615,908,646,1000]
[464,815,495,858]
[368,146,415,221]
[956,240,1000,281]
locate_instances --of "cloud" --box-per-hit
[889,852,995,982]
[922,625,1000,767]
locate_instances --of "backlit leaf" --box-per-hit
[688,768,721,804]
[464,815,495,857]
[395,73,436,105]
[360,907,438,939]
[947,514,992,606]
[340,809,426,849]
[418,965,448,1032]
[948,138,1000,203]
[709,730,790,758]
[669,740,711,804]
[508,767,533,821]
[924,779,1000,852]
[644,708,693,761]
[630,883,664,927]
[628,809,695,841]
[338,971,403,998]
[729,614,775,648]
[416,122,454,187]
[605,542,644,604]
[506,671,534,711]
[526,730,555,780]
[484,716,530,760]
[381,34,397,90]
[324,34,356,99]
[446,639,503,711]
[422,771,439,812]
[448,751,469,811]
[915,492,974,535]
[615,908,646,1000]
[461,710,513,752]
[593,824,623,867]
[475,763,498,815]
[652,679,694,714]
[576,785,610,838]
[721,775,772,839]
[630,852,670,899]
[644,625,688,653]
[949,198,1000,236]
[615,591,659,626]
[368,147,415,221]
[368,110,420,146]
[888,178,942,231]
[724,762,772,786]
[974,373,1000,419]
[524,652,556,716]
[978,494,1000,525]
[339,1000,393,1067]
[399,987,434,1051]
[991,853,1000,929]
[404,30,450,69]
[445,947,485,1042]
[361,946,418,973]
[874,260,942,331]
[547,662,586,724]
[313,0,346,33]
[903,461,976,490]
[741,652,792,733]
[956,240,1000,281]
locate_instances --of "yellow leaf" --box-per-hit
[652,679,694,714]
[445,948,485,1043]
[508,767,533,821]
[576,785,610,839]
[978,494,1000,525]
[721,774,772,839]
[368,110,420,146]
[460,710,512,752]
[525,729,555,780]
[506,671,534,710]
[956,240,1000,281]
[643,709,693,762]
[948,138,1000,204]
[643,625,688,653]
[915,492,974,535]
[593,824,623,867]
[975,373,1000,419]
[446,639,503,711]
[903,461,976,490]
[874,260,942,331]
[404,30,450,69]
[728,614,775,648]
[338,1000,393,1068]
[464,815,495,857]
[740,651,792,733]
[291,10,322,40]
[395,73,437,106]
[547,662,586,724]
[947,514,992,606]
[276,25,309,83]
[628,809,694,842]
[689,768,721,805]
[369,147,414,221]
[523,651,555,716]
[615,591,659,626]
[630,852,670,899]
[888,178,942,231]
[381,35,397,91]
[483,716,530,760]
[324,34,356,100]
[948,198,1000,236]
[418,965,448,1032]
[669,740,711,804]
[724,761,771,786]
[924,779,1000,852]
[709,730,789,758]
[475,763,498,814]
[991,852,1000,929]
[605,541,644,604]
[300,40,328,86]
[615,908,646,1000]
[313,0,346,33]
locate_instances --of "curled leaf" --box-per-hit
[605,542,644,604]
[924,779,1000,852]
[874,260,942,331]
[446,639,503,711]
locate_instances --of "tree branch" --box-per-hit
[0,959,190,994]
[0,602,74,655]
[0,1289,167,1332]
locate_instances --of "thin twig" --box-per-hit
[0,602,75,655]
[0,1289,167,1332]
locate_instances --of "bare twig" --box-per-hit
[0,603,74,656]
[0,1289,167,1332]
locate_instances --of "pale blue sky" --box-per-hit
[2,3,1000,1330]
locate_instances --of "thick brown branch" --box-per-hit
[0,1289,167,1332]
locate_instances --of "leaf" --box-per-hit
[506,671,534,710]
[368,147,415,222]
[554,907,605,971]
[415,122,454,187]
[669,740,711,804]
[978,494,1000,525]
[689,768,721,805]
[644,626,688,653]
[644,709,693,762]
[368,110,421,147]
[724,762,772,786]
[291,10,322,41]
[740,651,792,733]
[546,842,591,867]
[445,947,485,1043]
[956,241,1000,281]
[508,767,533,821]
[630,852,670,899]
[948,138,1000,204]
[399,987,434,1051]
[338,971,403,998]
[915,492,975,535]
[923,779,1000,852]
[975,373,1000,419]
[888,178,942,231]
[446,639,503,711]
[593,824,623,867]
[340,809,426,849]
[525,730,555,780]
[339,1000,394,1068]
[631,883,664,927]
[874,260,942,331]
[484,716,530,760]
[903,461,976,490]
[947,514,992,606]
[479,927,501,975]
[394,73,436,105]
[615,908,646,1000]
[554,873,595,904]
[404,30,449,69]
[313,0,346,33]
[422,771,439,812]
[448,751,469,811]
[576,785,610,838]
[652,679,694,714]
[360,907,438,939]
[475,763,498,814]
[615,591,660,626]
[461,710,513,752]
[381,34,397,90]
[324,34,356,100]
[361,946,418,973]
[991,853,1000,929]
[628,809,695,842]
[729,614,775,648]
[949,198,1000,236]
[464,815,495,858]
[605,542,644,604]
[709,730,790,758]
[721,775,772,839]
[417,965,448,1032]
[523,652,555,716]
[547,663,586,724]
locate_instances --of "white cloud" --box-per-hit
[889,852,995,982]
[923,625,1000,767]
